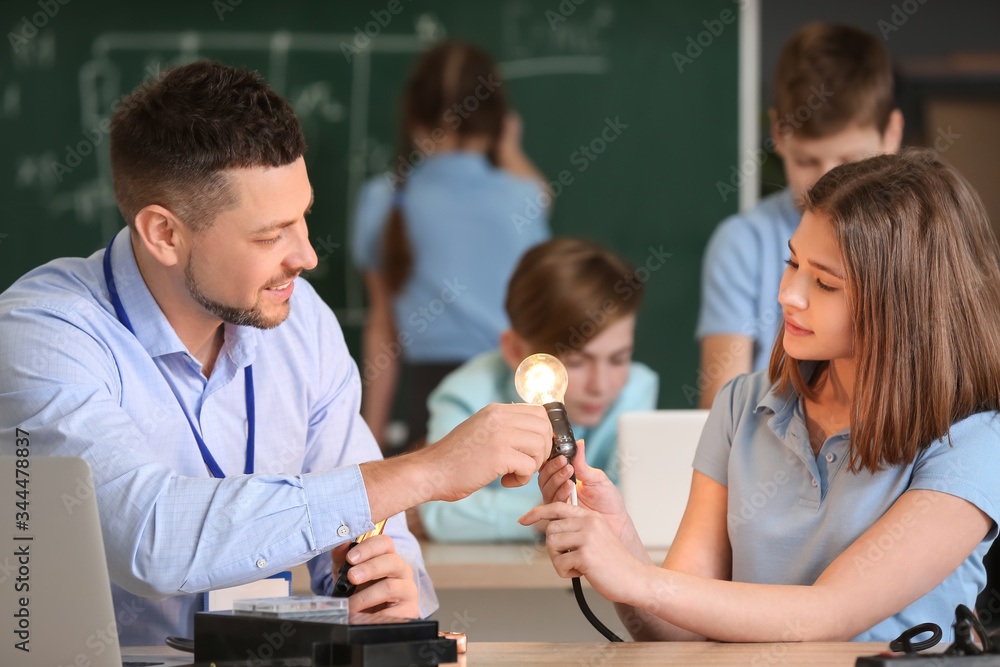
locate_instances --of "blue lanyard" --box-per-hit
[103,238,255,478]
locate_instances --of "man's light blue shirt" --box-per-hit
[419,350,659,542]
[693,366,1000,641]
[0,229,437,645]
[351,151,551,362]
[696,189,801,371]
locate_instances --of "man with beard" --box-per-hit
[0,60,551,646]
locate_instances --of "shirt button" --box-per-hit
[255,558,267,568]
[811,478,818,487]
[826,452,836,463]
[337,525,350,538]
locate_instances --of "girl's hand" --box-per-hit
[519,502,651,605]
[537,439,631,540]
[331,535,419,619]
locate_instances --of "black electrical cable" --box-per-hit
[164,636,195,653]
[888,623,941,654]
[945,603,993,656]
[572,577,623,642]
[541,400,625,642]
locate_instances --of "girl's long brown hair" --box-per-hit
[769,149,1000,473]
[382,41,508,294]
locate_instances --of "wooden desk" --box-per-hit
[462,642,888,665]
[127,641,890,666]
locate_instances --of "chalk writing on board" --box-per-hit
[42,18,608,321]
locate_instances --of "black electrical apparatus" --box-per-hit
[856,605,1000,666]
[192,610,457,667]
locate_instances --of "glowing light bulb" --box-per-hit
[514,353,569,406]
[514,353,578,496]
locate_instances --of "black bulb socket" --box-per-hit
[543,401,577,464]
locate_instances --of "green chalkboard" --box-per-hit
[0,0,739,408]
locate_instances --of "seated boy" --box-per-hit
[419,238,659,541]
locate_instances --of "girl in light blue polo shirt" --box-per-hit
[350,41,551,452]
[522,150,1000,643]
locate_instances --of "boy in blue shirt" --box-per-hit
[419,238,658,542]
[696,23,903,408]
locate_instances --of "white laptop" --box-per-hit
[0,455,189,667]
[617,410,710,549]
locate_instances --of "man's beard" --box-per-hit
[184,252,291,330]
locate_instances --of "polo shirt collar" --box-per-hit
[755,360,852,458]
[776,186,802,220]
[421,150,490,175]
[107,228,259,368]
[755,360,821,415]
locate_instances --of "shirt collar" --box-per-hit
[420,150,491,174]
[756,360,851,442]
[777,187,802,222]
[222,322,258,369]
[107,228,259,368]
[756,360,821,416]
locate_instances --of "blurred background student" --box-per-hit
[695,23,903,408]
[350,40,552,454]
[418,238,659,542]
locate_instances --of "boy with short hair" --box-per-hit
[696,22,903,408]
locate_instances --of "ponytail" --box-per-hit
[379,40,507,295]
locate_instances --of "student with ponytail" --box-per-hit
[351,41,551,452]
[523,150,1000,642]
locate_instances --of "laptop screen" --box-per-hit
[617,410,709,549]
[0,454,188,667]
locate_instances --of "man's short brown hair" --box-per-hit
[774,23,894,138]
[110,60,306,231]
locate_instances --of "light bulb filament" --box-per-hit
[514,353,569,406]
